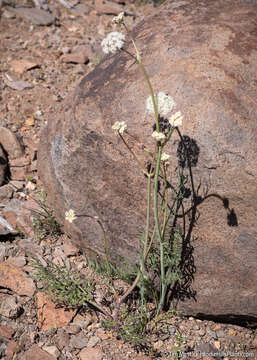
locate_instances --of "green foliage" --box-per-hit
[30,258,94,308]
[103,305,150,345]
[32,189,62,240]
[89,256,138,285]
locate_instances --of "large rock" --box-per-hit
[38,0,257,321]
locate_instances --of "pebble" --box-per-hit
[66,324,81,334]
[0,294,22,319]
[42,345,61,359]
[87,336,100,348]
[70,334,88,349]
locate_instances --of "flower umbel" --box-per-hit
[146,92,176,116]
[65,209,77,223]
[101,32,125,54]
[112,12,125,25]
[169,111,183,127]
[160,152,170,162]
[152,131,166,142]
[112,121,127,135]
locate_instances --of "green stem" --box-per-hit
[137,61,159,132]
[153,145,166,315]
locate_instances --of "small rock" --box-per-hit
[25,181,37,191]
[153,340,163,350]
[73,313,92,329]
[4,75,34,91]
[206,330,217,339]
[13,7,55,26]
[42,345,60,359]
[0,185,14,204]
[0,262,35,296]
[95,0,125,15]
[36,292,75,331]
[61,242,80,257]
[216,330,225,338]
[73,44,94,59]
[86,336,100,348]
[0,244,13,262]
[54,329,70,350]
[96,329,109,340]
[228,329,236,336]
[66,324,81,334]
[0,216,18,236]
[79,346,102,360]
[70,3,90,15]
[18,238,42,256]
[3,198,39,237]
[2,9,16,19]
[22,345,56,360]
[0,324,15,339]
[198,328,206,336]
[10,59,40,74]
[5,340,19,359]
[9,180,25,191]
[0,343,7,358]
[214,341,221,349]
[70,334,88,349]
[0,294,22,318]
[5,256,26,268]
[0,127,24,159]
[61,53,89,64]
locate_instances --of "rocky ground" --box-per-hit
[0,0,256,359]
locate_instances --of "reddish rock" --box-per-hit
[61,53,89,64]
[36,292,75,331]
[22,345,55,360]
[0,127,24,160]
[61,241,80,257]
[5,340,19,359]
[38,0,257,321]
[0,324,15,339]
[10,59,40,74]
[95,0,124,15]
[0,294,21,318]
[0,184,13,204]
[3,198,41,237]
[0,262,35,297]
[79,347,102,360]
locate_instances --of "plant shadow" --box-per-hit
[164,130,238,308]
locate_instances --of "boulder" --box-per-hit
[38,0,257,321]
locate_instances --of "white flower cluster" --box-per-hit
[160,152,170,162]
[112,12,125,25]
[112,121,127,135]
[146,92,176,117]
[152,131,166,142]
[65,209,77,223]
[101,32,125,54]
[169,111,183,127]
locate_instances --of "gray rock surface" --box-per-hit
[38,0,257,321]
[12,7,55,26]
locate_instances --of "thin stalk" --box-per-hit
[137,61,159,132]
[121,24,159,132]
[113,168,153,326]
[153,145,166,315]
[118,133,150,176]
